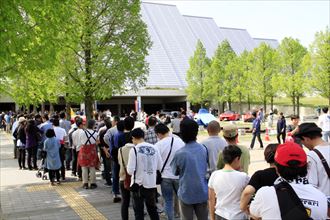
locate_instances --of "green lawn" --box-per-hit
[273,96,328,107]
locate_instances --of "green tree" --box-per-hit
[278,37,308,116]
[204,40,236,112]
[310,27,330,105]
[0,1,69,92]
[249,43,279,112]
[186,40,210,107]
[58,0,151,119]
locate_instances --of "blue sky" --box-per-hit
[144,0,329,47]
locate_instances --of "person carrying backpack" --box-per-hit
[249,142,328,220]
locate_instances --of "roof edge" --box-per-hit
[219,26,246,31]
[253,37,278,41]
[141,1,177,7]
[183,14,214,20]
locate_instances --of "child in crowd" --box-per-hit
[43,129,61,186]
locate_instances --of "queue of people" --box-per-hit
[3,107,330,220]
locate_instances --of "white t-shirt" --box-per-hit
[250,177,328,220]
[208,169,249,220]
[201,136,227,172]
[127,142,162,189]
[307,144,330,197]
[318,114,330,132]
[74,129,98,151]
[154,136,185,179]
[53,126,67,144]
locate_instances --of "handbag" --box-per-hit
[120,147,131,190]
[156,137,174,185]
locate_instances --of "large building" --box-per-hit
[0,2,279,115]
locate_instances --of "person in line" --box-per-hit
[77,119,99,189]
[43,129,61,186]
[276,112,286,144]
[154,123,185,220]
[98,118,112,187]
[249,142,328,220]
[295,123,330,198]
[127,128,162,220]
[318,107,330,142]
[145,116,158,145]
[53,118,67,180]
[250,111,264,149]
[209,145,249,220]
[111,120,125,202]
[217,124,250,174]
[59,111,72,170]
[170,119,208,220]
[11,115,19,159]
[25,119,40,170]
[201,120,227,174]
[16,117,27,169]
[240,144,279,213]
[69,116,83,179]
[171,112,181,137]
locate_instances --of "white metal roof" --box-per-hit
[253,38,280,49]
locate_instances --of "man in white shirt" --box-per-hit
[71,118,84,179]
[127,128,162,220]
[295,123,330,198]
[154,123,184,220]
[53,118,67,180]
[170,112,181,136]
[250,142,328,220]
[318,107,330,142]
[201,120,227,173]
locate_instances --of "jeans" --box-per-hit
[100,147,112,185]
[120,181,131,220]
[250,132,264,149]
[161,178,179,220]
[179,200,208,220]
[132,186,159,220]
[322,131,330,142]
[112,160,120,195]
[27,146,37,169]
[277,132,286,144]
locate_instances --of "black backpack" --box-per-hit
[275,181,312,220]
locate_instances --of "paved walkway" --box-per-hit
[0,131,269,220]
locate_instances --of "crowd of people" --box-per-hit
[0,107,329,220]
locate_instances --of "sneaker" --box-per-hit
[103,183,112,188]
[113,195,121,203]
[71,172,77,177]
[90,183,97,189]
[82,183,89,189]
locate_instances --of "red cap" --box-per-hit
[275,142,307,167]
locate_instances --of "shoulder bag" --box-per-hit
[156,137,174,184]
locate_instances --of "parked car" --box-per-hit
[219,111,240,121]
[242,111,254,122]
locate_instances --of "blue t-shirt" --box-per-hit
[170,141,208,204]
[253,118,261,133]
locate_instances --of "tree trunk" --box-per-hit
[33,105,37,113]
[66,102,71,120]
[248,95,251,110]
[297,96,300,116]
[292,96,296,115]
[85,95,93,121]
[41,103,45,113]
[239,93,242,115]
[49,103,54,114]
[222,102,225,113]
[263,96,267,114]
[270,96,274,111]
[228,99,232,111]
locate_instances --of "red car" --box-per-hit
[242,112,254,122]
[219,111,240,121]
